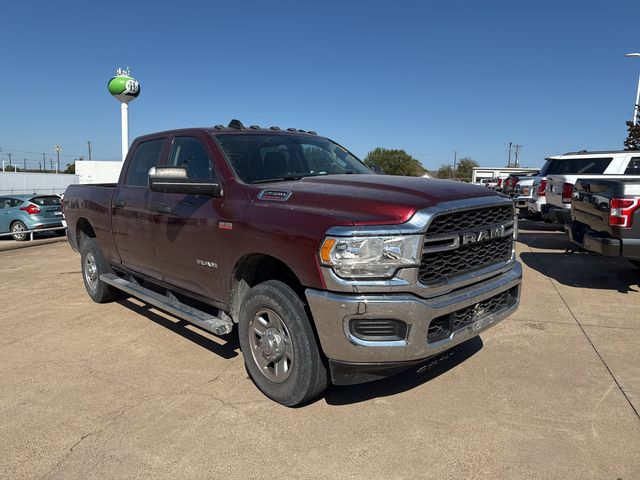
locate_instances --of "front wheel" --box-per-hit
[238,280,328,407]
[11,221,28,241]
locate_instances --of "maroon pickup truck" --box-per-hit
[64,120,522,406]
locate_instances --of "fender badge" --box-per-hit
[258,190,292,201]
[218,221,233,230]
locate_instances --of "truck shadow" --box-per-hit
[516,231,573,250]
[322,336,483,406]
[116,298,240,359]
[518,251,640,293]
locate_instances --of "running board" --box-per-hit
[99,273,233,336]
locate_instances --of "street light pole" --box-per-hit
[54,145,61,174]
[625,53,640,126]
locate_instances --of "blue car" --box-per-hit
[0,194,66,241]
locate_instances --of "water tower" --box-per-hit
[108,68,140,161]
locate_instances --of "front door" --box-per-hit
[150,135,225,302]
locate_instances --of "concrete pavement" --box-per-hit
[0,224,638,479]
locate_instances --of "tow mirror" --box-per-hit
[148,166,223,196]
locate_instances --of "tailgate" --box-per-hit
[572,180,613,232]
[545,176,566,208]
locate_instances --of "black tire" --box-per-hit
[238,280,328,407]
[11,221,28,241]
[80,237,118,303]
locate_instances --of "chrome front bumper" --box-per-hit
[306,262,522,364]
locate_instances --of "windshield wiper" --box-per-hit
[252,175,306,184]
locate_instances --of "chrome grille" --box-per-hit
[419,204,514,284]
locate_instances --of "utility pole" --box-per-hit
[23,159,27,172]
[87,141,92,160]
[513,144,523,167]
[54,145,61,173]
[50,160,54,171]
[453,150,457,170]
[507,142,512,168]
[7,153,12,166]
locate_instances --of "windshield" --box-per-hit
[215,134,371,184]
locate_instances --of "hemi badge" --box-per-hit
[218,221,233,230]
[258,190,292,201]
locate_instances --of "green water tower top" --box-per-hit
[108,67,140,104]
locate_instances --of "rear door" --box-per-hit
[150,134,225,301]
[112,137,168,278]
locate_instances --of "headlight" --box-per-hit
[319,235,422,279]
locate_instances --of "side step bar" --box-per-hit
[100,273,233,336]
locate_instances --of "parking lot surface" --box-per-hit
[1,222,639,479]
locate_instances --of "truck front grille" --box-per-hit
[419,204,514,284]
[427,286,517,344]
[426,205,513,236]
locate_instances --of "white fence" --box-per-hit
[0,172,79,195]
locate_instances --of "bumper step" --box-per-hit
[99,273,233,336]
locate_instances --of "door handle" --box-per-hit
[152,204,172,214]
[113,199,126,208]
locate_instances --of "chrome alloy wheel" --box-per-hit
[11,222,26,240]
[249,308,294,383]
[84,251,99,291]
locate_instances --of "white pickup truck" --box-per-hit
[544,150,640,223]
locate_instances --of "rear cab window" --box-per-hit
[545,157,612,175]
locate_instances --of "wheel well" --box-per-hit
[229,254,304,321]
[76,218,96,247]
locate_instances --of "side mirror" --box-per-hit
[369,163,385,174]
[148,166,223,196]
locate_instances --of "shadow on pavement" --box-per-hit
[117,298,240,359]
[519,251,640,293]
[517,231,574,250]
[323,336,483,406]
[517,217,564,233]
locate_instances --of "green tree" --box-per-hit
[364,148,426,176]
[624,121,640,150]
[436,164,454,179]
[64,163,75,174]
[455,157,479,181]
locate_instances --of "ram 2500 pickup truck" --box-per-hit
[63,121,522,406]
[567,176,640,268]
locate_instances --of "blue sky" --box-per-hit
[1,0,639,171]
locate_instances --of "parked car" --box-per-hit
[512,177,536,211]
[503,173,536,197]
[544,150,640,224]
[0,194,66,241]
[475,178,497,189]
[566,175,640,268]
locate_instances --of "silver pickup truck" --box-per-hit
[544,150,639,223]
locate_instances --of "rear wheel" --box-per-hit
[11,221,28,241]
[80,237,118,303]
[238,280,328,407]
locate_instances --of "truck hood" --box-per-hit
[252,174,501,226]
